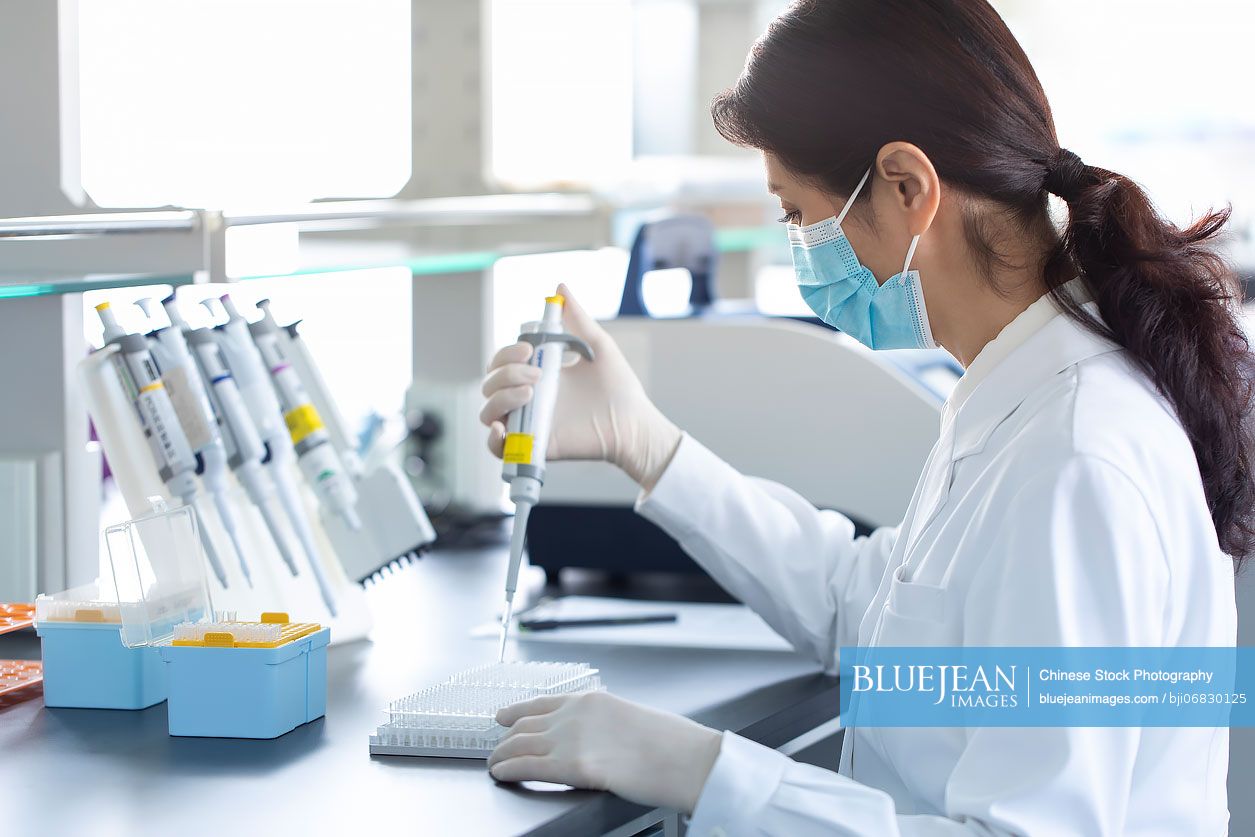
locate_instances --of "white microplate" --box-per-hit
[368,661,603,759]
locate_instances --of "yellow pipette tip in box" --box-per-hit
[545,294,565,306]
[170,612,321,648]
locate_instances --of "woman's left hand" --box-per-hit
[488,691,723,814]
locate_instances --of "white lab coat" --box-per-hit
[636,293,1237,836]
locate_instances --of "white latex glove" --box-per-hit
[480,284,682,490]
[488,691,723,813]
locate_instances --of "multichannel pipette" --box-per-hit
[94,302,230,588]
[136,299,253,586]
[206,295,338,616]
[249,299,362,531]
[497,295,593,662]
[177,314,303,582]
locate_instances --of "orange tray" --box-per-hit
[0,603,35,636]
[0,659,43,707]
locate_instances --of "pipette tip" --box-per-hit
[498,599,514,664]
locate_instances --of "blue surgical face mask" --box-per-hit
[789,168,936,350]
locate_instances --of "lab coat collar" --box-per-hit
[946,299,1120,462]
[943,290,1063,424]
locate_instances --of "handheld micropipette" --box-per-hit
[249,299,362,531]
[206,295,338,617]
[94,302,230,588]
[497,294,593,662]
[136,298,253,586]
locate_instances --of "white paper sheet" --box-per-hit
[470,595,795,653]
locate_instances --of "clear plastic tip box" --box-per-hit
[77,498,329,737]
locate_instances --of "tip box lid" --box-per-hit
[103,499,214,648]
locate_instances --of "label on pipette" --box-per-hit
[136,386,183,479]
[503,433,534,465]
[162,365,214,451]
[283,403,325,446]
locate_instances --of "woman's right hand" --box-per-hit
[480,284,682,490]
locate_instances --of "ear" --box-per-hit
[875,142,941,236]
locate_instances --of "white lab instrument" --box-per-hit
[180,323,302,580]
[136,298,252,586]
[497,295,593,661]
[93,302,229,588]
[249,299,361,531]
[205,295,337,617]
[368,662,603,758]
[635,297,1235,835]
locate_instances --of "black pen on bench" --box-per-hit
[518,614,678,632]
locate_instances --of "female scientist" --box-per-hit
[479,0,1254,832]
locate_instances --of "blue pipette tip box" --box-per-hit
[93,499,330,738]
[159,619,329,738]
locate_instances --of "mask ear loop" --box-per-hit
[835,167,872,226]
[902,234,921,276]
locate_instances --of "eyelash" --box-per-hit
[777,210,801,224]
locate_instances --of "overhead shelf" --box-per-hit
[0,194,607,292]
[222,193,598,230]
[0,211,199,237]
[0,273,197,300]
[0,190,782,298]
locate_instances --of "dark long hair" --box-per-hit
[712,0,1255,567]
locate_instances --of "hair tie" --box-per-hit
[1044,147,1087,201]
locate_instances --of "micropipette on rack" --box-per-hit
[204,295,339,617]
[94,302,230,588]
[136,298,253,586]
[180,321,304,580]
[281,320,365,479]
[165,296,298,575]
[497,294,593,662]
[249,299,362,531]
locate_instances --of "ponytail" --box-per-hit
[1041,147,1255,567]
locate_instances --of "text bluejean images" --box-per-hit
[839,647,1253,726]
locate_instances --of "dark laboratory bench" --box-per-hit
[0,546,838,837]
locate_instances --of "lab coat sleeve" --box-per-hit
[685,455,1170,837]
[635,434,898,670]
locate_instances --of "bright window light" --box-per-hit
[492,249,628,350]
[489,0,634,189]
[77,0,411,208]
[997,0,1255,228]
